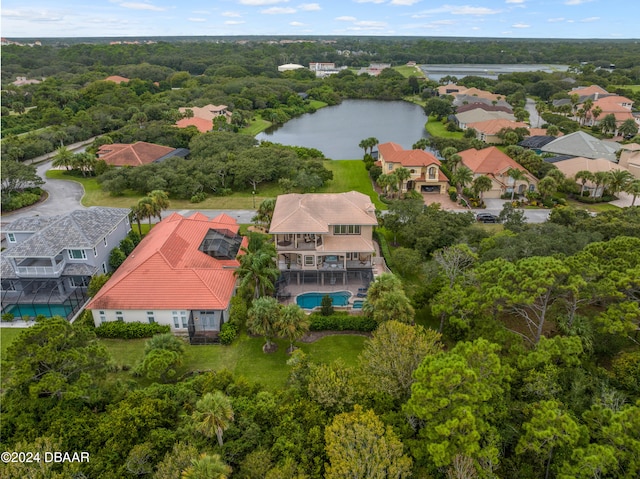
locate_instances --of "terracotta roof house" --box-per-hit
[454,109,515,129]
[175,117,213,133]
[456,103,513,115]
[540,131,621,162]
[104,75,130,84]
[269,192,377,289]
[1,207,131,320]
[551,156,631,197]
[458,146,538,199]
[97,142,187,167]
[618,143,640,179]
[87,212,248,344]
[569,85,609,98]
[377,142,448,194]
[179,104,232,123]
[465,119,530,144]
[586,95,636,130]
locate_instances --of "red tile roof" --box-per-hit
[458,146,533,177]
[378,142,442,167]
[175,117,213,133]
[87,213,248,311]
[466,119,529,135]
[104,75,130,84]
[97,141,176,167]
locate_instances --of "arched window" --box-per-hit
[428,167,436,180]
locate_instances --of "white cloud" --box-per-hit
[2,8,65,22]
[290,21,305,26]
[354,20,387,27]
[353,0,386,4]
[239,0,289,4]
[580,17,600,22]
[262,7,297,13]
[117,2,166,11]
[547,17,565,22]
[224,20,246,24]
[222,11,242,17]
[512,23,530,28]
[188,17,206,22]
[564,0,594,5]
[416,4,501,16]
[335,16,357,21]
[390,0,422,5]
[506,0,525,3]
[299,3,321,11]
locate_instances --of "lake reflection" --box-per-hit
[255,99,429,160]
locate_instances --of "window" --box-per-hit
[93,247,97,257]
[146,311,155,324]
[70,276,88,287]
[304,255,315,266]
[173,311,180,328]
[333,225,361,235]
[68,249,87,260]
[99,311,106,323]
[173,311,188,328]
[388,164,393,171]
[103,237,107,247]
[7,233,16,243]
[428,167,437,180]
[102,263,107,274]
[116,311,124,321]
[181,311,188,328]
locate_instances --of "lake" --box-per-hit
[420,63,569,82]
[255,99,429,160]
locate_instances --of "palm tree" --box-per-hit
[619,119,639,138]
[136,196,158,227]
[376,173,392,197]
[247,296,281,351]
[591,106,602,126]
[395,167,411,194]
[447,154,463,174]
[624,179,640,206]
[235,242,279,299]
[545,168,566,191]
[412,138,429,150]
[276,304,310,353]
[451,166,474,197]
[366,137,379,155]
[506,167,528,200]
[358,139,369,157]
[574,170,595,196]
[148,190,170,222]
[607,169,633,197]
[181,454,231,479]
[71,152,97,177]
[52,146,74,171]
[472,175,493,200]
[192,391,234,447]
[593,171,610,197]
[537,176,557,202]
[600,114,617,136]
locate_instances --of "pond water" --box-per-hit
[420,63,569,82]
[255,99,429,160]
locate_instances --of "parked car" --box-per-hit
[476,213,500,223]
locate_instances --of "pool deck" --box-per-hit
[280,283,367,308]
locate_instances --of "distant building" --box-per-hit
[97,142,188,167]
[278,63,305,72]
[104,75,130,84]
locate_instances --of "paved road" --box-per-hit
[525,97,542,128]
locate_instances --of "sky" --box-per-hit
[1,0,639,39]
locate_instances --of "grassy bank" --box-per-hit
[425,115,464,139]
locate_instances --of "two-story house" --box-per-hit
[1,207,131,320]
[269,192,378,287]
[377,142,448,194]
[87,212,248,344]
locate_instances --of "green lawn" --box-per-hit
[1,328,366,391]
[239,118,272,136]
[393,65,425,78]
[425,115,464,139]
[47,159,383,211]
[566,198,621,213]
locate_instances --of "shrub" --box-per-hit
[1,313,14,322]
[95,321,170,339]
[219,322,238,345]
[320,294,334,316]
[308,312,376,332]
[190,192,207,203]
[373,229,393,270]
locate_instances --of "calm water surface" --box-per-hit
[420,63,569,81]
[255,99,429,160]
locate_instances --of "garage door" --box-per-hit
[421,185,440,193]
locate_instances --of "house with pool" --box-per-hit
[269,191,378,308]
[1,207,131,320]
[377,142,449,194]
[86,212,248,344]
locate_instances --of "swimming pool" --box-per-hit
[352,300,364,309]
[5,302,76,319]
[296,291,352,309]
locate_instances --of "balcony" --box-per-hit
[15,259,65,278]
[276,234,323,251]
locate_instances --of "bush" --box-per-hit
[320,294,334,316]
[219,322,238,345]
[190,191,207,203]
[309,312,376,332]
[373,229,393,270]
[1,313,15,322]
[95,320,170,339]
[1,188,43,212]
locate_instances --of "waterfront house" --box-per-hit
[540,131,621,162]
[86,212,247,344]
[377,142,448,194]
[97,141,189,167]
[1,207,131,320]
[269,192,377,287]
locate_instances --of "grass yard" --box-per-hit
[1,327,367,391]
[425,115,464,139]
[393,65,425,78]
[320,160,386,209]
[239,118,272,136]
[566,198,621,213]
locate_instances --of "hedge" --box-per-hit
[95,321,171,339]
[373,229,393,271]
[309,312,376,332]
